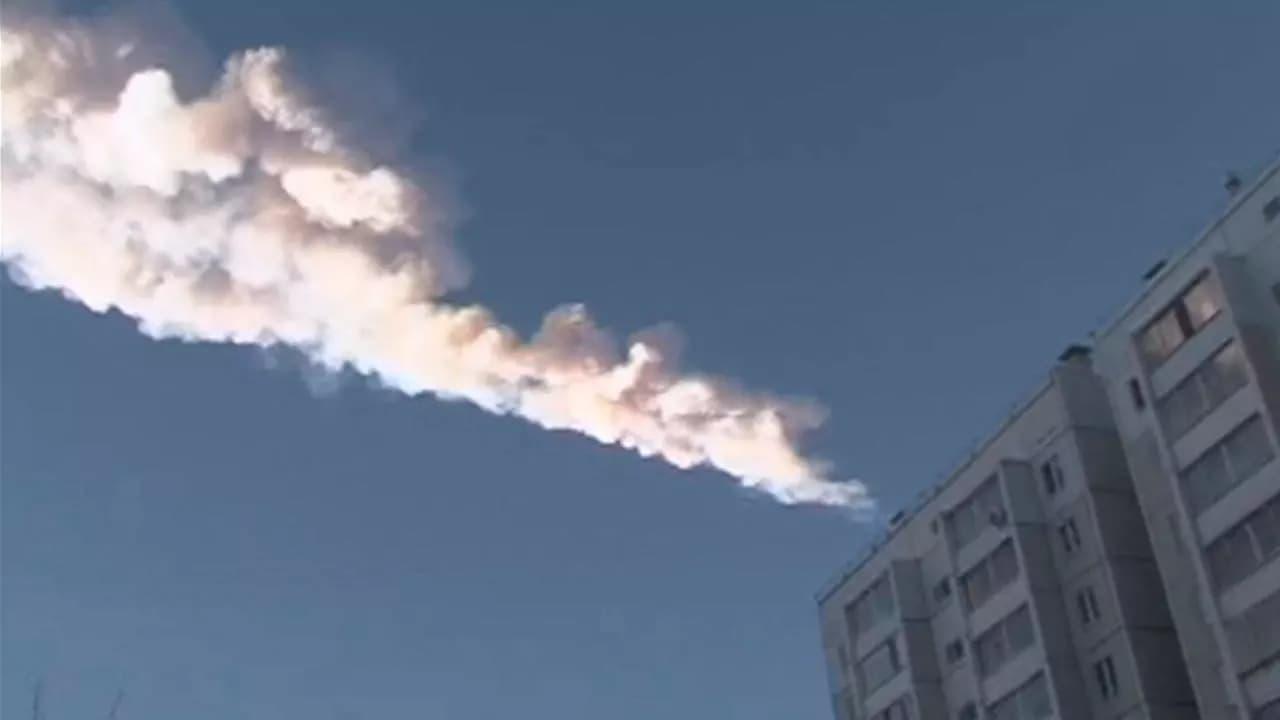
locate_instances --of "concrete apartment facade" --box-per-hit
[817,357,1197,720]
[1092,162,1280,719]
[817,159,1280,720]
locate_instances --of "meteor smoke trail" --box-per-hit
[0,9,870,508]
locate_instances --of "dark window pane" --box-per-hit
[1139,310,1185,366]
[1184,275,1223,331]
[1225,415,1275,483]
[1128,378,1147,410]
[1182,447,1232,514]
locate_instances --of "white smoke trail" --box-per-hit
[0,9,870,508]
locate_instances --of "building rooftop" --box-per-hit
[816,152,1280,607]
[816,373,1053,604]
[1095,152,1280,340]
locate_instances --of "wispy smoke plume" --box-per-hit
[0,8,870,508]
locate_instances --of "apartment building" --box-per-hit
[1091,161,1280,719]
[816,158,1280,720]
[817,356,1197,720]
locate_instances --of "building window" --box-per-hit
[1181,414,1276,514]
[1205,492,1280,590]
[1137,273,1224,368]
[961,541,1020,614]
[1078,587,1102,625]
[933,577,953,605]
[1228,415,1278,479]
[871,695,913,720]
[975,605,1036,677]
[1095,656,1120,699]
[945,638,966,664]
[837,644,851,674]
[948,476,1006,550]
[1059,517,1082,554]
[1040,455,1065,496]
[1226,586,1280,676]
[957,703,978,720]
[1128,378,1147,411]
[859,636,902,694]
[987,672,1053,720]
[1264,195,1280,223]
[1158,341,1249,440]
[847,574,897,640]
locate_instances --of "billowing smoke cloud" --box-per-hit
[0,8,870,509]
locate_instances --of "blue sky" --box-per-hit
[3,1,1279,718]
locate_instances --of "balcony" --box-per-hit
[1196,444,1279,546]
[1148,310,1235,398]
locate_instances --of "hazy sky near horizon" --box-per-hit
[4,1,1279,718]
